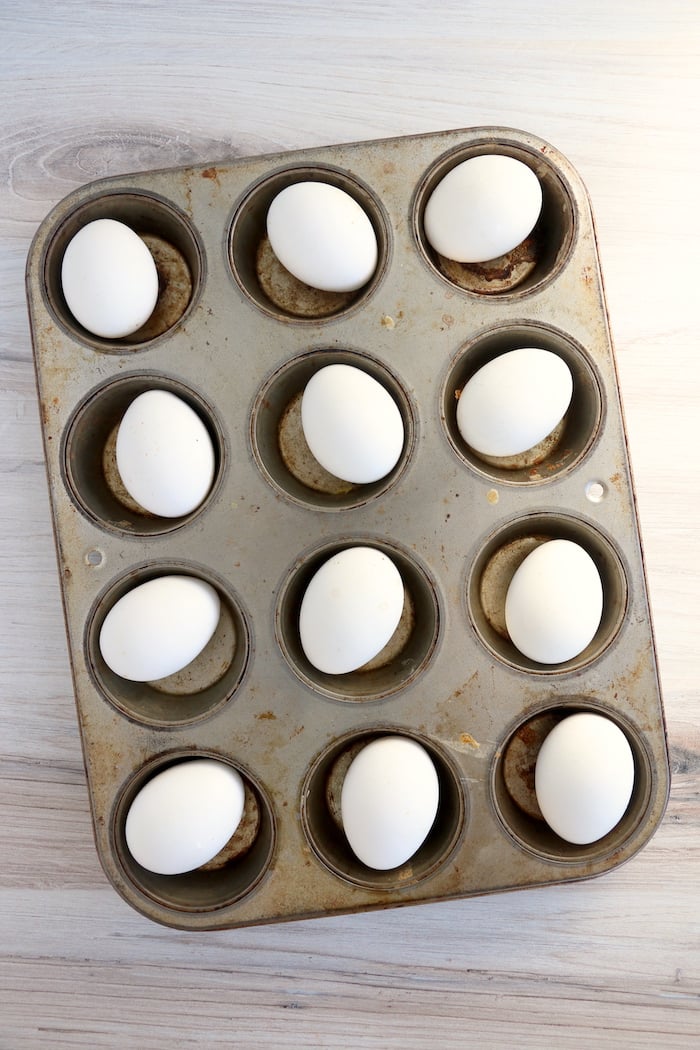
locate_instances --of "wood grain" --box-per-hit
[1,2,699,1046]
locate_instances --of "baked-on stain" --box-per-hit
[199,783,261,869]
[325,740,366,830]
[148,602,237,695]
[436,232,540,295]
[358,587,415,672]
[40,396,60,428]
[277,392,355,496]
[132,234,193,341]
[469,416,568,474]
[479,534,549,639]
[102,423,155,517]
[256,235,355,319]
[502,711,562,820]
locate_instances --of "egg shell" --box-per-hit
[115,389,216,517]
[299,547,404,675]
[340,736,440,870]
[505,539,604,664]
[266,182,378,292]
[457,348,573,457]
[424,154,543,263]
[99,575,220,682]
[300,364,404,484]
[125,759,245,875]
[535,713,635,844]
[61,218,159,338]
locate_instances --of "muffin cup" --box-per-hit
[250,348,416,511]
[62,373,225,536]
[441,322,603,485]
[229,165,390,321]
[301,727,466,890]
[467,513,628,674]
[275,537,441,702]
[42,190,203,350]
[85,562,251,727]
[491,700,655,864]
[413,137,576,297]
[112,751,275,912]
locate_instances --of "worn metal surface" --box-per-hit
[26,126,670,930]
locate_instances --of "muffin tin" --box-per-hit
[26,126,670,930]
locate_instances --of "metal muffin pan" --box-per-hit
[26,126,670,930]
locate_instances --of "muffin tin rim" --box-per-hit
[463,508,632,677]
[110,746,277,913]
[83,557,254,727]
[247,343,420,512]
[438,318,607,487]
[299,722,469,890]
[226,159,394,325]
[60,368,229,539]
[273,531,444,703]
[38,186,206,353]
[411,133,580,300]
[489,696,662,866]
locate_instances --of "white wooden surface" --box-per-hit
[2,2,699,1046]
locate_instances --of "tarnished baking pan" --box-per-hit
[26,127,669,929]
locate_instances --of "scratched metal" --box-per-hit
[26,127,670,930]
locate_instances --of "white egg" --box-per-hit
[341,736,440,870]
[299,547,404,675]
[535,713,635,844]
[266,182,378,292]
[125,759,245,875]
[116,390,215,517]
[505,539,603,664]
[424,154,543,263]
[301,364,404,484]
[61,218,159,338]
[457,348,573,457]
[99,575,220,682]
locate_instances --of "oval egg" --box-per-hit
[116,389,216,517]
[99,575,220,681]
[301,364,404,484]
[505,539,603,664]
[457,348,573,458]
[424,154,543,263]
[299,547,404,675]
[125,758,245,875]
[340,736,440,870]
[61,218,159,338]
[266,182,378,292]
[535,712,635,844]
